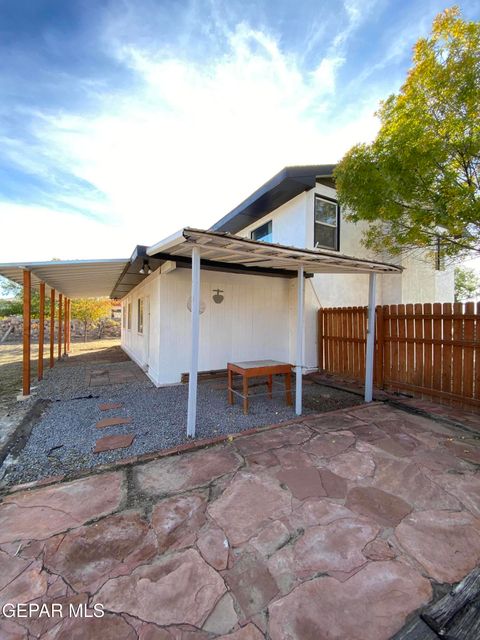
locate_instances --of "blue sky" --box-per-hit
[0,0,479,265]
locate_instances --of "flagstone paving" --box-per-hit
[1,403,480,639]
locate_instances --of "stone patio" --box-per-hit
[1,402,480,639]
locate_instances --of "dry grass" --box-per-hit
[0,338,121,413]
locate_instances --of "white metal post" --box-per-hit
[295,266,305,415]
[187,246,201,437]
[364,272,377,402]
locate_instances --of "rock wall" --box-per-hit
[0,316,121,343]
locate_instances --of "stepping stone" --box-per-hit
[96,416,132,429]
[94,434,134,453]
[99,402,124,411]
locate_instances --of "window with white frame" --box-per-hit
[251,220,272,243]
[127,302,132,330]
[314,195,339,251]
[137,298,144,334]
[122,303,126,329]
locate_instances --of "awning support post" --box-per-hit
[364,273,377,402]
[49,289,55,368]
[295,265,305,415]
[187,246,201,438]
[63,298,68,355]
[38,282,45,381]
[67,299,71,352]
[58,294,63,360]
[22,269,31,397]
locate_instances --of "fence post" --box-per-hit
[376,305,384,388]
[318,308,323,372]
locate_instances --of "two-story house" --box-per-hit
[118,165,454,387]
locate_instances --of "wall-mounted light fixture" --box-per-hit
[139,260,152,275]
[212,288,224,304]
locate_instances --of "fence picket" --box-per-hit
[432,303,442,391]
[406,304,414,385]
[464,302,474,398]
[442,303,453,395]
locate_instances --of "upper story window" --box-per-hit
[314,195,339,251]
[137,298,144,334]
[251,220,272,243]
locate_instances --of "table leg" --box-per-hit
[285,371,293,406]
[243,375,249,415]
[268,374,273,399]
[228,368,234,405]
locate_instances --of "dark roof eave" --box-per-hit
[210,164,336,234]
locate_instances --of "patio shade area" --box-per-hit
[146,227,403,437]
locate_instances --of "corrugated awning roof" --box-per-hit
[147,228,402,275]
[0,259,129,298]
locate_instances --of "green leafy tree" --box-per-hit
[71,298,112,341]
[335,7,480,263]
[454,266,480,301]
[0,277,42,318]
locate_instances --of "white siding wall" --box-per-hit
[122,266,292,385]
[121,269,161,384]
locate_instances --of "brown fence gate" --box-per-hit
[318,302,480,408]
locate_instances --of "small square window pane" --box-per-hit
[251,221,272,242]
[315,198,337,226]
[314,224,336,249]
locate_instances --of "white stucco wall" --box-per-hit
[232,180,454,369]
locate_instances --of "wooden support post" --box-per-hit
[22,270,31,396]
[376,305,384,388]
[49,289,55,368]
[58,294,63,360]
[67,298,71,352]
[38,282,45,381]
[63,298,68,355]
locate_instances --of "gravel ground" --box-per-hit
[1,377,363,486]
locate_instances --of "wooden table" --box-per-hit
[227,360,293,415]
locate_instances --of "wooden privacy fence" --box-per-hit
[318,302,480,408]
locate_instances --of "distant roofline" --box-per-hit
[210,164,336,234]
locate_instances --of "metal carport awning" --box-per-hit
[147,228,403,438]
[0,258,129,398]
[0,258,129,299]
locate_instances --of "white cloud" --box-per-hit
[1,202,129,263]
[1,16,388,263]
